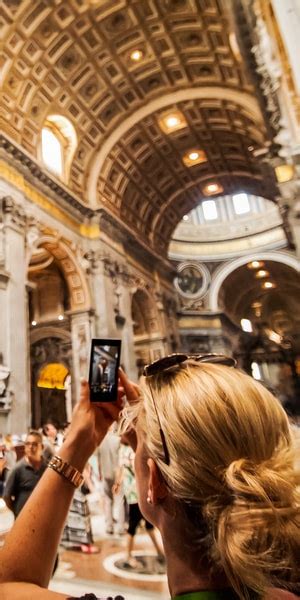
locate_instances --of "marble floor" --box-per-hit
[0,497,169,600]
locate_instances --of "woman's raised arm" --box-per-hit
[0,380,122,598]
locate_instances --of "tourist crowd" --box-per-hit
[0,419,164,566]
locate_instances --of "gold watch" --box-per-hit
[48,455,84,488]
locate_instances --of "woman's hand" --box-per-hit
[118,367,140,404]
[62,380,124,466]
[118,368,140,452]
[112,481,121,495]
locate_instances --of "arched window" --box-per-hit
[41,128,63,176]
[40,115,77,182]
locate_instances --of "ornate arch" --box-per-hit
[208,251,300,311]
[28,235,91,312]
[30,326,71,345]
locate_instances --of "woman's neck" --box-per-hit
[162,535,228,598]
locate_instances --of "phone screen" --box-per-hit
[88,338,121,402]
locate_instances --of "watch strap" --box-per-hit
[48,455,84,488]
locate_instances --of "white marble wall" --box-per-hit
[0,180,174,431]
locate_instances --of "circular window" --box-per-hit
[174,263,209,298]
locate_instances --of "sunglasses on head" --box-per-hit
[143,352,236,377]
[143,353,237,466]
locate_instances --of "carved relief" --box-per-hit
[251,6,282,133]
[86,249,147,294]
[73,321,90,380]
[178,296,205,311]
[0,196,27,230]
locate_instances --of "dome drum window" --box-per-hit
[202,200,218,221]
[232,193,250,215]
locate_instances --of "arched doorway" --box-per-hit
[214,256,300,411]
[208,251,299,312]
[30,333,72,428]
[26,235,91,314]
[27,235,92,427]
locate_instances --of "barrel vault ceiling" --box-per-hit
[220,261,300,352]
[1,0,278,254]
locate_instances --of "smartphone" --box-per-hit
[88,338,121,402]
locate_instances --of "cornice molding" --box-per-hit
[0,135,94,219]
[0,135,174,273]
[98,210,174,279]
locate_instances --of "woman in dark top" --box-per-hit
[0,446,9,497]
[0,357,299,600]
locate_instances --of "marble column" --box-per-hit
[155,281,179,355]
[86,251,138,381]
[118,285,138,381]
[88,253,118,338]
[0,196,29,434]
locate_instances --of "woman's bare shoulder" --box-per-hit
[0,582,68,600]
[266,589,299,600]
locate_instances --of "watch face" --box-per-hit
[177,266,203,295]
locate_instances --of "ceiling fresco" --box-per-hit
[1,0,278,253]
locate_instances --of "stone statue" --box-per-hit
[254,16,282,88]
[0,353,10,398]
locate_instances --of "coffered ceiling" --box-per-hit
[1,0,278,253]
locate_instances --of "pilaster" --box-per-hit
[86,250,119,337]
[118,286,139,380]
[85,249,138,380]
[0,195,29,433]
[276,174,300,256]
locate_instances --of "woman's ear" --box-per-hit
[147,458,168,504]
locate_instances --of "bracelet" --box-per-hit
[48,455,84,488]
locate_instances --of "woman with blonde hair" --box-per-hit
[131,354,300,599]
[0,353,299,599]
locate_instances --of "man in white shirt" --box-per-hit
[97,426,125,535]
